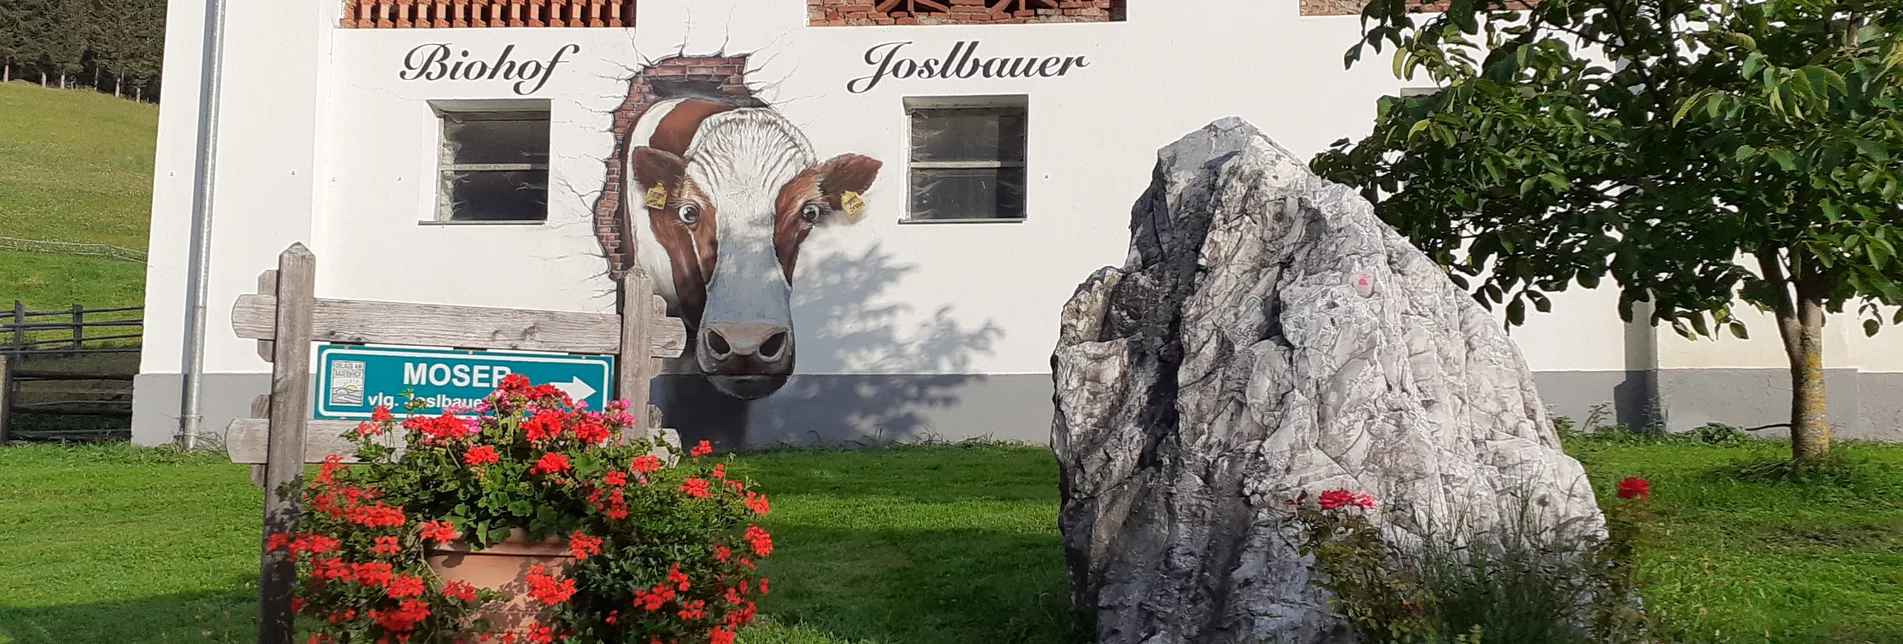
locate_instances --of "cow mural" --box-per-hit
[622,97,882,400]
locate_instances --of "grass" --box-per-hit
[1567,436,1903,643]
[0,82,158,310]
[1,440,1899,643]
[0,444,1085,644]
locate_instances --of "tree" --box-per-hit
[1313,0,1903,464]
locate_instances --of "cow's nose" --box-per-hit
[702,324,792,363]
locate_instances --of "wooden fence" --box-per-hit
[0,303,142,441]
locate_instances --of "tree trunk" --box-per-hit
[39,71,46,87]
[135,85,142,102]
[114,77,122,97]
[1760,250,1833,465]
[1786,291,1831,464]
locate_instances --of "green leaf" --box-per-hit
[1735,144,1756,161]
[1507,299,1526,326]
[1728,322,1749,340]
[1742,52,1765,78]
[1767,149,1797,171]
[1866,319,1882,337]
[1540,173,1570,193]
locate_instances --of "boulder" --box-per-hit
[1051,118,1604,644]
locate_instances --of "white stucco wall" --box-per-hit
[139,0,1903,444]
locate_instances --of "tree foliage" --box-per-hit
[0,0,165,98]
[1312,0,1903,462]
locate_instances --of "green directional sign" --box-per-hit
[315,345,614,420]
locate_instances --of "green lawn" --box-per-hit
[0,82,158,310]
[0,441,1899,643]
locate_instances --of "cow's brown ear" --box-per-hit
[816,154,882,224]
[630,147,687,208]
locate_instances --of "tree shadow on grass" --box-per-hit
[754,527,1090,644]
[0,582,256,644]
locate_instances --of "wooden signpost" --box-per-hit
[226,243,686,643]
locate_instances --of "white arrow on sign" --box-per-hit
[552,377,597,402]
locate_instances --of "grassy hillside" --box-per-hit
[0,82,158,310]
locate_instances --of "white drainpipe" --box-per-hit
[178,0,231,449]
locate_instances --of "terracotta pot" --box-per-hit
[426,529,573,636]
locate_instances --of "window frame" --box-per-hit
[425,99,554,225]
[899,95,1030,225]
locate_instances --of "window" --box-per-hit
[434,101,550,223]
[905,96,1028,222]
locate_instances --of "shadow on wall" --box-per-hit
[658,243,1006,450]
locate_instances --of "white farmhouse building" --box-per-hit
[134,0,1903,447]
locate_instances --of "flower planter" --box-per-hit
[426,529,573,636]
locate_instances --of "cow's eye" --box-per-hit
[799,203,825,224]
[677,203,700,225]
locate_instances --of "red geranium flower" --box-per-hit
[691,440,715,458]
[443,580,478,602]
[531,452,572,476]
[525,565,577,605]
[744,525,773,558]
[371,406,394,423]
[386,574,426,599]
[631,455,661,474]
[1617,477,1651,500]
[603,470,627,487]
[523,410,566,443]
[372,536,401,556]
[680,477,712,499]
[420,520,458,543]
[569,532,604,560]
[463,445,500,466]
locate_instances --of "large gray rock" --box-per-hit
[1051,118,1604,644]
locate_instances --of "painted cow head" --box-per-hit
[630,109,881,400]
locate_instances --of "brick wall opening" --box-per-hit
[809,0,1124,26]
[591,56,761,279]
[341,1,637,28]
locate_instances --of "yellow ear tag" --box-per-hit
[643,185,669,210]
[841,191,866,217]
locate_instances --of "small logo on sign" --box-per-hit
[329,360,366,407]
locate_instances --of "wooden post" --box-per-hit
[11,301,24,353]
[0,355,12,444]
[618,269,655,439]
[257,244,317,644]
[71,304,84,351]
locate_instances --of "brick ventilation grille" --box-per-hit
[590,56,757,278]
[809,0,1123,26]
[340,0,636,28]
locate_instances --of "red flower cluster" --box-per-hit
[347,502,407,528]
[353,561,396,588]
[525,566,577,605]
[421,520,459,543]
[372,536,402,556]
[369,599,432,633]
[1318,489,1377,511]
[530,452,572,476]
[603,470,628,487]
[387,574,426,598]
[631,455,661,474]
[267,533,342,561]
[667,562,692,591]
[744,525,774,558]
[1617,477,1651,500]
[633,581,678,611]
[569,532,603,560]
[404,412,477,443]
[743,491,771,516]
[680,477,712,499]
[443,580,478,602]
[691,440,715,458]
[523,410,566,443]
[464,445,501,466]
